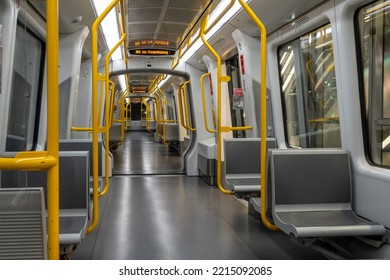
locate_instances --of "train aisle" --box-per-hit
[72,131,324,260]
[112,131,183,175]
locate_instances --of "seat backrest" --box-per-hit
[0,188,47,259]
[224,138,276,175]
[165,123,179,142]
[59,139,102,176]
[1,151,89,211]
[270,149,351,206]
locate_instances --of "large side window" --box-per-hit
[278,24,341,148]
[6,23,44,151]
[357,0,390,167]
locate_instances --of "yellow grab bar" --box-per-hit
[89,0,124,233]
[0,152,56,170]
[200,14,252,195]
[172,0,235,70]
[71,75,104,133]
[153,102,158,122]
[99,31,126,197]
[120,92,127,142]
[98,73,105,124]
[44,0,60,259]
[200,73,216,133]
[152,93,162,123]
[0,0,61,259]
[177,85,187,129]
[237,0,278,231]
[181,81,196,131]
[109,81,116,128]
[125,102,132,129]
[157,88,168,143]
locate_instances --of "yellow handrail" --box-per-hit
[152,92,162,123]
[99,31,126,197]
[125,102,131,130]
[153,102,158,122]
[98,73,105,124]
[200,73,216,133]
[120,91,128,142]
[109,81,116,127]
[142,99,151,131]
[177,85,185,128]
[237,0,278,231]
[0,0,60,259]
[181,81,196,131]
[155,89,165,123]
[172,0,235,70]
[200,14,251,195]
[89,0,124,233]
[0,153,56,170]
[157,88,168,143]
[46,0,60,259]
[73,81,117,133]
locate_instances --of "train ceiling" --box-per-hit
[126,0,221,51]
[125,0,221,95]
[27,0,328,95]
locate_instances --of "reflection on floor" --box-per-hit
[112,131,182,175]
[72,130,325,260]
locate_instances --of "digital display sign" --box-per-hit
[134,40,170,47]
[129,49,175,56]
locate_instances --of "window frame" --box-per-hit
[355,0,390,168]
[5,20,45,152]
[277,22,341,149]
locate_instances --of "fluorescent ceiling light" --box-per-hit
[92,0,122,61]
[181,38,203,62]
[181,0,250,63]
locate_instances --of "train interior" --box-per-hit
[1,0,390,260]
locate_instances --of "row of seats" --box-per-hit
[0,139,102,259]
[222,138,385,239]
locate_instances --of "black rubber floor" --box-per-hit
[72,131,325,260]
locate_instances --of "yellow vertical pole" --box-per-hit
[46,0,60,259]
[88,0,122,234]
[237,0,278,231]
[99,33,126,197]
[200,15,233,195]
[109,81,116,128]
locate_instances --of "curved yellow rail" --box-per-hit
[177,84,187,130]
[99,32,126,198]
[89,0,124,233]
[181,81,196,131]
[199,16,234,195]
[237,0,279,231]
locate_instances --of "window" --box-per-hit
[226,56,246,138]
[6,23,44,151]
[278,24,341,148]
[357,0,390,167]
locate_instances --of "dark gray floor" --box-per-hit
[112,131,183,175]
[72,131,325,260]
